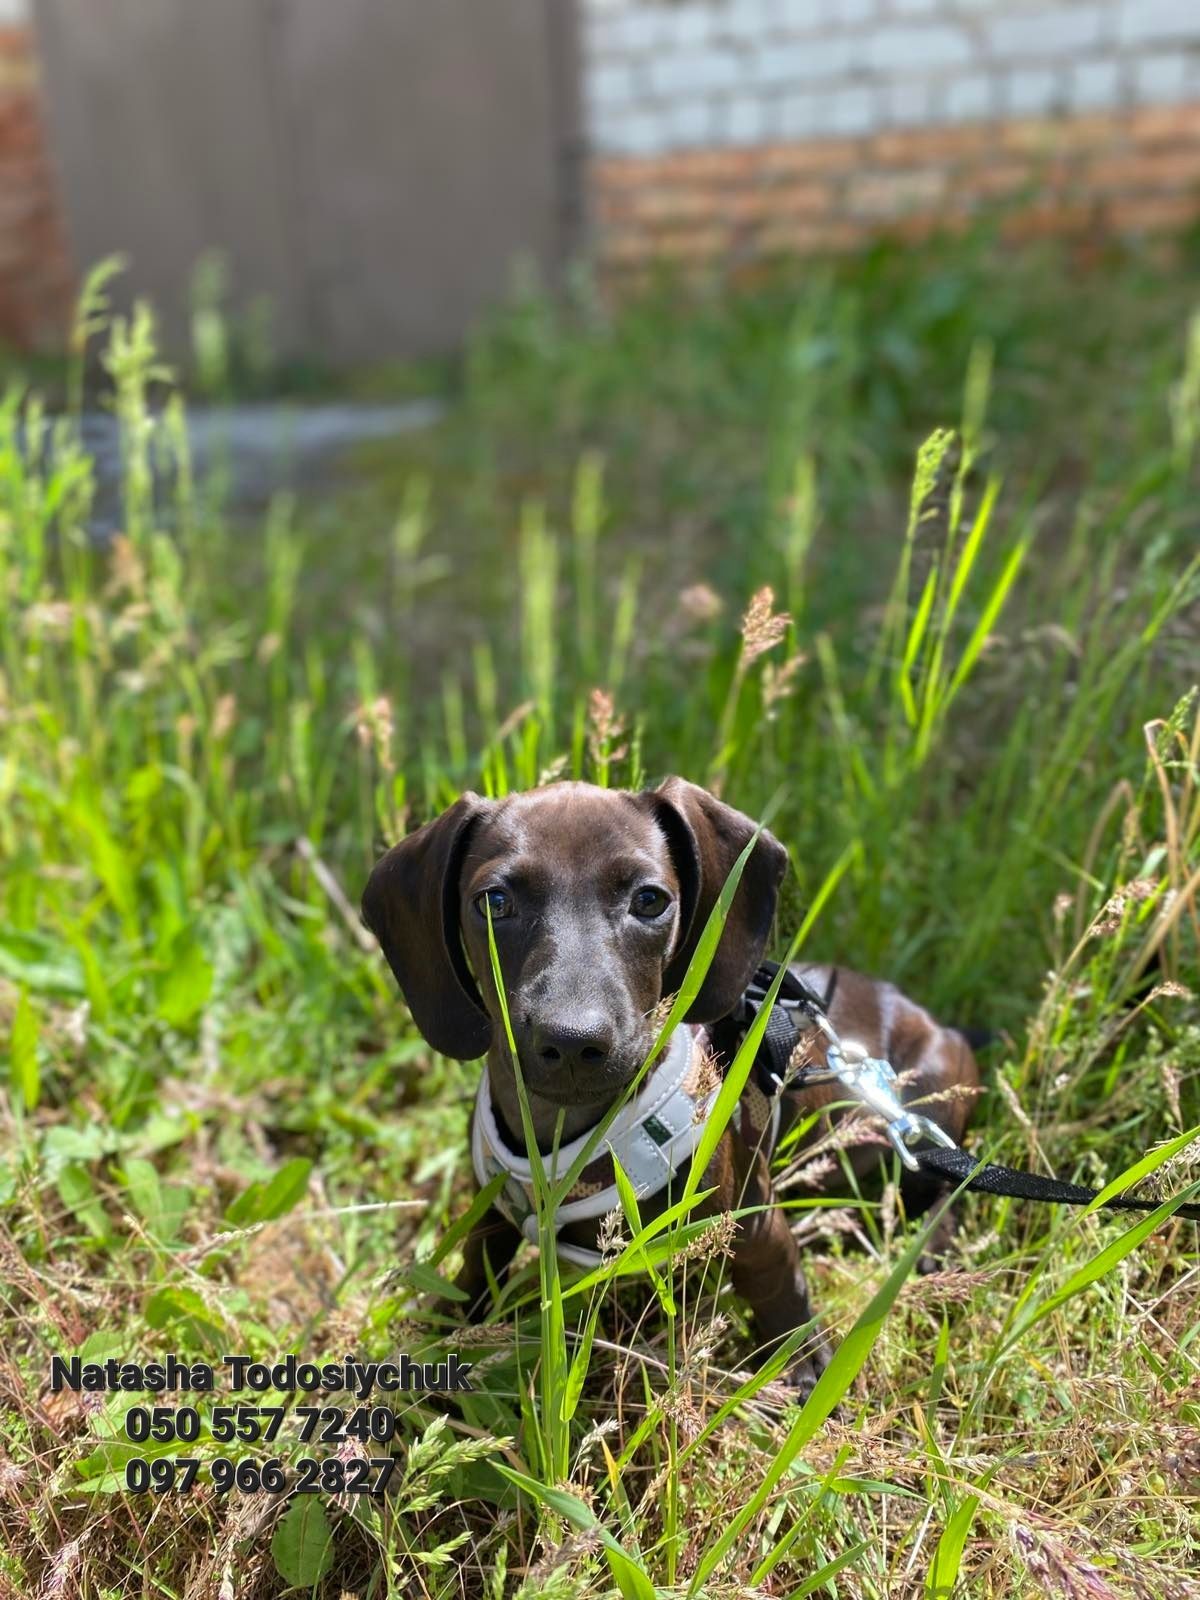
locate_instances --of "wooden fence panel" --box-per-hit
[32,0,578,361]
[34,0,305,351]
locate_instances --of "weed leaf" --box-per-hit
[271,1496,335,1587]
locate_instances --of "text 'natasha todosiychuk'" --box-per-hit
[48,1353,475,1397]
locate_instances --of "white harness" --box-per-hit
[471,1026,723,1268]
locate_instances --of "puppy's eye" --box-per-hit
[475,888,514,921]
[631,886,670,920]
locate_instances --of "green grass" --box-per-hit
[1,232,1199,1598]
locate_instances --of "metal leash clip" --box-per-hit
[735,964,962,1168]
[783,1009,960,1173]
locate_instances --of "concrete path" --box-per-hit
[79,399,443,534]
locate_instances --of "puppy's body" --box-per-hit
[363,780,979,1390]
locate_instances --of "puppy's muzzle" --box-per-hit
[515,1012,641,1103]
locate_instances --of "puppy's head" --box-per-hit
[361,778,788,1105]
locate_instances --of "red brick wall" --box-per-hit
[0,24,72,351]
[594,103,1200,276]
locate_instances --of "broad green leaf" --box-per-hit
[75,1440,173,1494]
[0,929,85,996]
[121,1158,188,1244]
[57,1163,112,1241]
[224,1180,267,1228]
[155,1184,190,1243]
[78,1328,126,1364]
[255,1156,312,1221]
[41,1123,116,1176]
[67,797,137,926]
[271,1496,334,1587]
[122,1157,163,1234]
[143,1284,225,1345]
[226,1157,311,1227]
[124,763,163,810]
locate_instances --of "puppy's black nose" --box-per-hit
[530,1015,614,1073]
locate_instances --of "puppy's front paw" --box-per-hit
[754,1326,833,1403]
[781,1332,832,1402]
[780,1354,823,1402]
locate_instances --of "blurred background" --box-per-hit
[1,0,1198,364]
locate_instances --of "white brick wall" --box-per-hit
[583,0,1200,154]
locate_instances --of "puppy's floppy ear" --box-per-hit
[639,776,790,1023]
[361,792,492,1060]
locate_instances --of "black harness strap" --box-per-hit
[732,959,835,1096]
[734,963,1200,1226]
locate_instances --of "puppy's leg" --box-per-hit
[448,1206,522,1322]
[726,1142,829,1397]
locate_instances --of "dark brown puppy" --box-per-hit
[362,778,979,1391]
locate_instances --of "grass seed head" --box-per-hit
[678,582,723,623]
[739,584,791,668]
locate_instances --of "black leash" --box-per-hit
[733,962,1200,1226]
[912,1144,1200,1222]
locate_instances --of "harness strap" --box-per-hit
[731,959,833,1094]
[913,1145,1200,1221]
[472,1025,719,1268]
